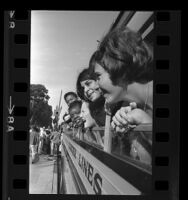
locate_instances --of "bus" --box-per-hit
[56,11,154,195]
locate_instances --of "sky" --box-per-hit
[31,11,119,123]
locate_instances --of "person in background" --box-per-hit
[64,91,78,107]
[49,128,61,157]
[30,126,40,164]
[62,91,79,130]
[38,127,46,154]
[68,100,83,129]
[45,128,51,155]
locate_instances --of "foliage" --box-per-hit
[30,84,53,128]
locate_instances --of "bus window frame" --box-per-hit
[63,123,152,173]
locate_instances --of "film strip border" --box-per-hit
[153,11,180,200]
[2,10,180,200]
[3,10,30,200]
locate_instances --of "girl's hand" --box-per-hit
[111,107,152,133]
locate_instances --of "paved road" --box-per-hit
[29,154,57,194]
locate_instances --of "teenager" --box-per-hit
[92,27,153,132]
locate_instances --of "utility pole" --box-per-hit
[53,90,62,130]
[53,90,63,194]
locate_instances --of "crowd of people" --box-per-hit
[60,27,153,165]
[29,125,61,163]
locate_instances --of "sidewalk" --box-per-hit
[29,154,57,194]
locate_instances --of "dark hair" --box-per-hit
[68,100,82,114]
[76,68,98,102]
[97,27,153,86]
[64,92,77,102]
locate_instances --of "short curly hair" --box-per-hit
[97,27,153,86]
[64,92,77,102]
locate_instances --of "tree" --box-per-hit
[30,84,50,102]
[30,84,53,128]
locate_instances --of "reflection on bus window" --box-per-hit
[83,128,104,148]
[111,126,152,166]
[62,122,152,167]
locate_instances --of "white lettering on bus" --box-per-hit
[78,152,102,194]
[67,141,102,194]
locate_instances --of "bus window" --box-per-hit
[63,121,152,167]
[82,128,104,148]
[88,124,152,167]
[111,124,152,166]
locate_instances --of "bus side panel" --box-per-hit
[63,134,141,195]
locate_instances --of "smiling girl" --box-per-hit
[76,67,106,127]
[91,27,153,130]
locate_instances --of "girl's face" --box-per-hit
[80,79,102,102]
[65,94,77,106]
[94,63,124,104]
